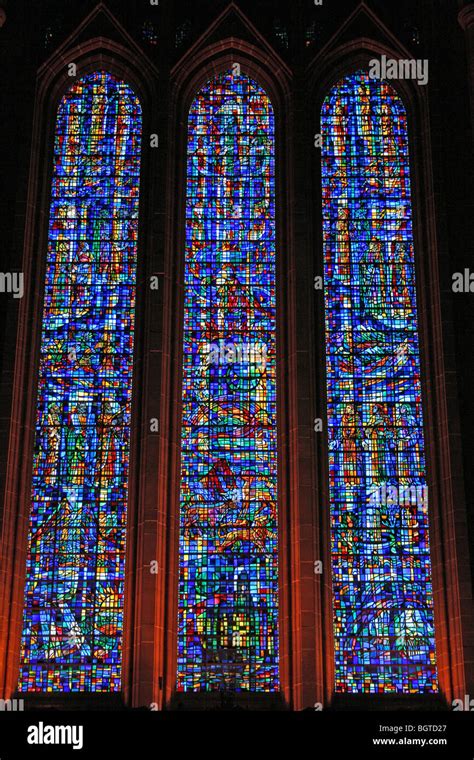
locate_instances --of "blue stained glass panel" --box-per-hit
[321,72,437,693]
[18,71,141,692]
[178,72,279,692]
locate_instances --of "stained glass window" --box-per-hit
[321,71,437,693]
[177,72,279,692]
[18,71,142,692]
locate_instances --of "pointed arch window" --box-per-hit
[177,71,279,692]
[321,71,438,693]
[18,71,142,692]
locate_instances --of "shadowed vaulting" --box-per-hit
[177,71,279,692]
[18,71,142,692]
[321,71,438,694]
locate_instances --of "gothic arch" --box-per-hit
[304,15,473,705]
[0,5,159,707]
[160,15,298,708]
[1,0,471,713]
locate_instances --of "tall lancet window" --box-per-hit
[321,71,438,693]
[178,72,279,692]
[18,71,142,692]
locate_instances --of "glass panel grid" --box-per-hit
[18,71,141,693]
[177,72,279,693]
[321,71,438,694]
